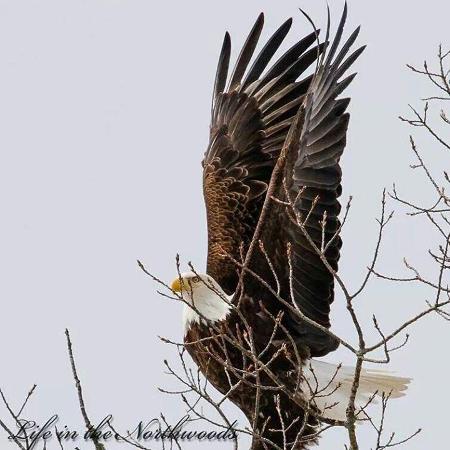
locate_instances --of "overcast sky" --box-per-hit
[1,1,449,449]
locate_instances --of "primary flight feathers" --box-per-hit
[203,5,365,356]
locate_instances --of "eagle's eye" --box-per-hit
[191,276,200,283]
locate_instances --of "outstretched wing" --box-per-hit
[203,14,325,294]
[258,5,365,356]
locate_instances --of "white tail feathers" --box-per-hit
[301,359,411,422]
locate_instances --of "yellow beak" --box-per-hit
[170,277,183,292]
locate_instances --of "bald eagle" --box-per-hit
[169,6,409,449]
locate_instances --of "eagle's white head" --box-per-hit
[170,272,233,334]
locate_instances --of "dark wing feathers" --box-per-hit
[227,13,265,92]
[322,2,347,68]
[242,18,293,90]
[204,14,324,293]
[203,8,363,356]
[255,43,326,103]
[260,30,320,84]
[270,7,364,356]
[212,32,231,112]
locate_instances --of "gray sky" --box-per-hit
[0,1,449,449]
